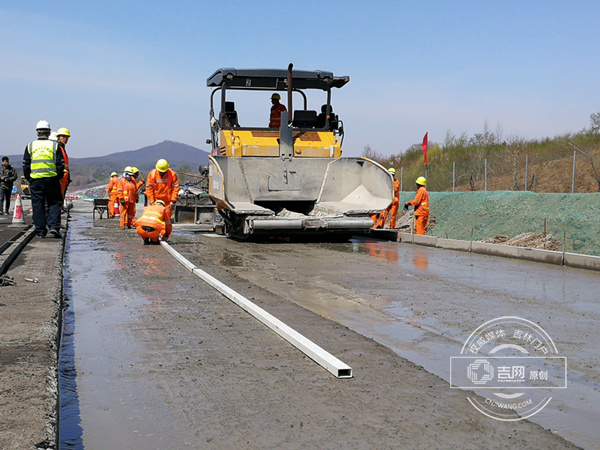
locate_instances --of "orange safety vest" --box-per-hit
[393,178,399,199]
[59,142,70,183]
[269,103,287,128]
[134,204,166,232]
[106,176,119,197]
[117,176,138,203]
[145,168,179,203]
[409,186,429,216]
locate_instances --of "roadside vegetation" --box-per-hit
[363,113,600,193]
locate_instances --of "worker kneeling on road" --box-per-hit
[134,200,166,245]
[145,159,179,241]
[405,176,429,235]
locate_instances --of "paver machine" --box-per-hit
[206,64,393,238]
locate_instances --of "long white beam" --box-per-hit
[161,241,352,379]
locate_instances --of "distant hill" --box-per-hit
[5,140,211,190]
[70,140,210,172]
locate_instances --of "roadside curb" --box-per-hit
[368,230,600,271]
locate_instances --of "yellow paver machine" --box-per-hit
[207,64,393,238]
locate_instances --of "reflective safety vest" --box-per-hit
[269,103,287,128]
[117,176,138,203]
[410,186,429,217]
[27,139,58,179]
[145,168,179,203]
[134,204,166,231]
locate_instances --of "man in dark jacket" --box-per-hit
[22,120,65,238]
[0,156,18,215]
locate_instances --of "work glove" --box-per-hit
[120,200,125,205]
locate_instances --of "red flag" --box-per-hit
[421,132,428,164]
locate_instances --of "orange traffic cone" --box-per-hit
[10,194,26,228]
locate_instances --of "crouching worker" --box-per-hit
[134,200,166,245]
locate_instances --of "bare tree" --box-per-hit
[361,145,385,164]
[590,112,600,134]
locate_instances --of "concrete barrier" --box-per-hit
[516,247,563,266]
[413,234,437,247]
[436,238,471,252]
[564,252,600,271]
[471,241,520,259]
[397,232,413,243]
[394,233,600,273]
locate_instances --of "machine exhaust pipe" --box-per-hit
[287,63,293,124]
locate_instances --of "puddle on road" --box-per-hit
[59,215,182,448]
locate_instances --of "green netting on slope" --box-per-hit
[398,191,600,256]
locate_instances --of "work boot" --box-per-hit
[49,229,61,239]
[143,238,150,245]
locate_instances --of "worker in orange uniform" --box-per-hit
[131,167,145,203]
[145,159,179,240]
[105,171,119,218]
[56,128,71,200]
[268,93,287,128]
[377,168,400,229]
[134,200,166,245]
[405,176,429,235]
[117,167,138,228]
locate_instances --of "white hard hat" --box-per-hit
[36,120,51,130]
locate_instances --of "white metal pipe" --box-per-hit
[160,242,353,379]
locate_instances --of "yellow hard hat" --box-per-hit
[111,172,118,177]
[416,176,427,186]
[388,167,396,174]
[271,93,281,100]
[155,200,166,206]
[131,166,139,174]
[124,166,133,173]
[156,159,169,172]
[56,127,70,137]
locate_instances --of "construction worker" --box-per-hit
[105,171,119,218]
[134,199,167,245]
[131,167,145,202]
[117,167,138,228]
[145,159,179,240]
[0,156,18,215]
[22,120,64,238]
[56,128,71,200]
[377,168,400,229]
[268,93,287,128]
[405,176,429,235]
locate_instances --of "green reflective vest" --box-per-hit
[27,139,58,179]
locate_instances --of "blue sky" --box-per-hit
[2,1,599,159]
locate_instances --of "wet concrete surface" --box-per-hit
[174,234,600,448]
[57,199,579,448]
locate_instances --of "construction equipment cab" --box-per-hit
[206,64,393,238]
